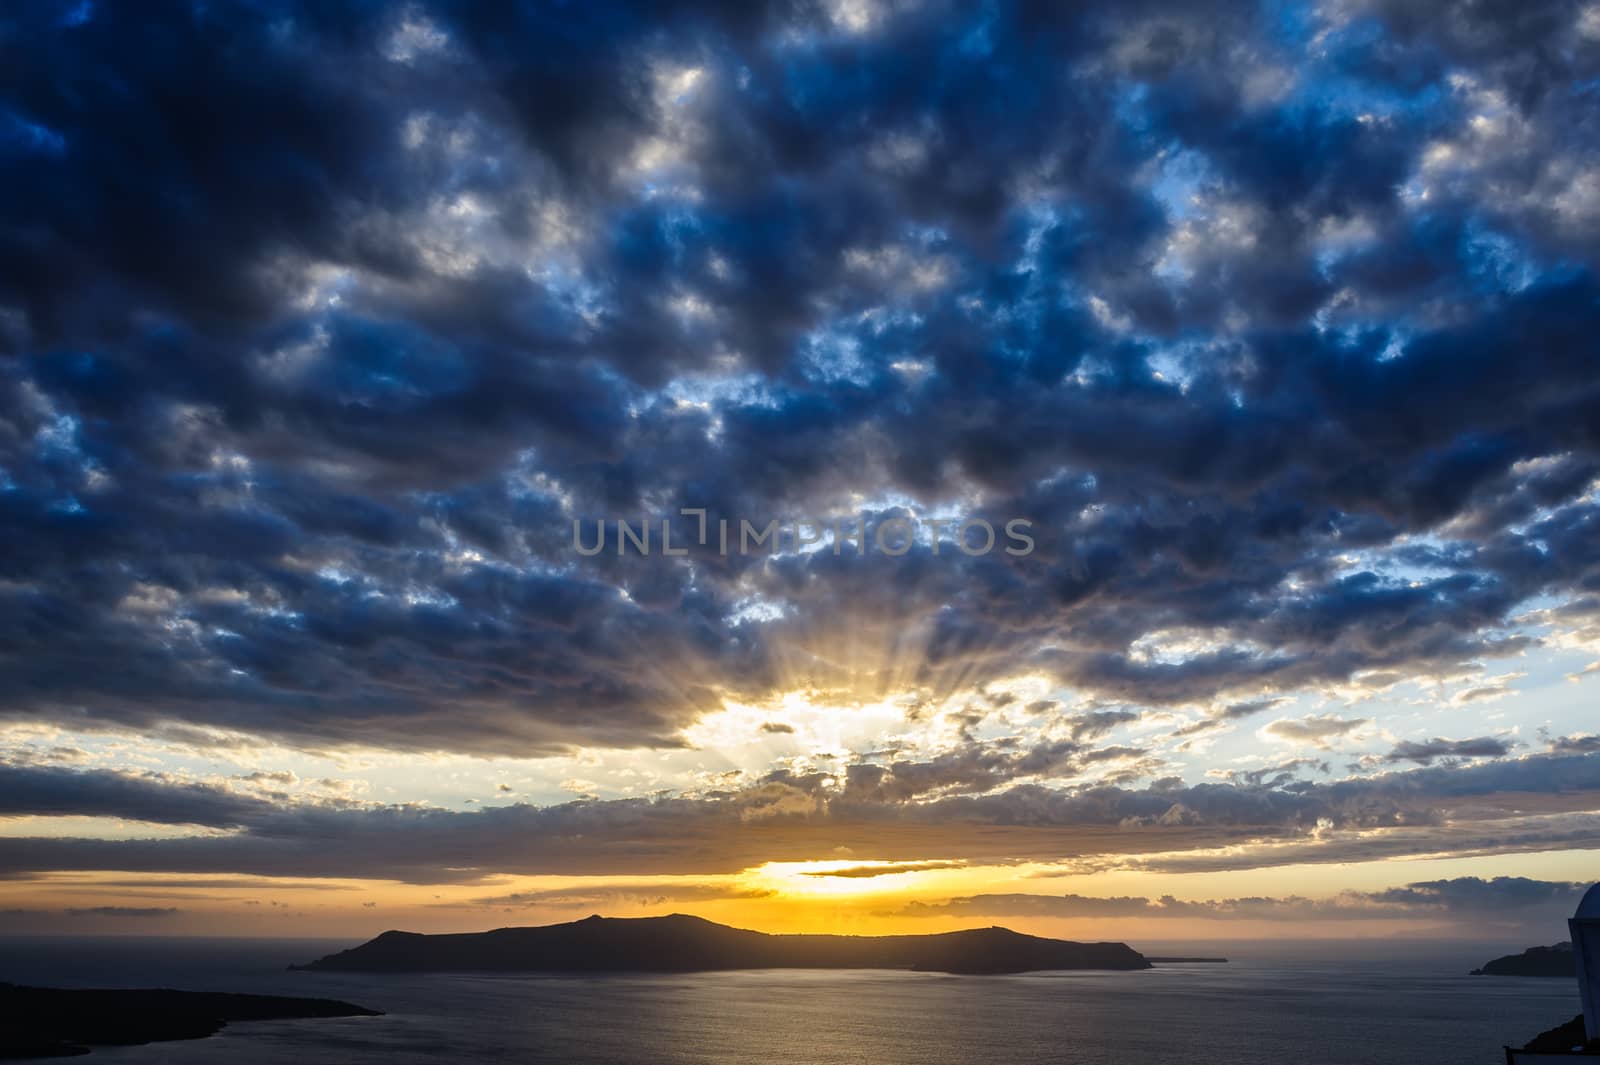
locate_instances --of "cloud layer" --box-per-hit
[0,0,1598,899]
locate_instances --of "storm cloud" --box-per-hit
[0,0,1598,896]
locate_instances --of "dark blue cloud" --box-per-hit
[0,0,1595,769]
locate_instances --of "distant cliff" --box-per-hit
[294,913,1152,976]
[0,983,380,1060]
[1471,942,1575,977]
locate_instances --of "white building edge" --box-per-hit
[1506,882,1600,1062]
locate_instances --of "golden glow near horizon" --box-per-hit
[745,860,980,900]
[3,846,1596,942]
[2,662,1597,942]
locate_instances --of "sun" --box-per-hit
[745,859,969,900]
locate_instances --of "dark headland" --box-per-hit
[0,983,381,1060]
[294,913,1153,975]
[1471,941,1576,977]
[1518,1015,1600,1055]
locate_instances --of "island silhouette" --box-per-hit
[293,913,1154,975]
[0,984,380,1060]
[1472,942,1576,977]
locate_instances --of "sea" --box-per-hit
[0,936,1582,1064]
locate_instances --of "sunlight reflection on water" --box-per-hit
[1,938,1580,1065]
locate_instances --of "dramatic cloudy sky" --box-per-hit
[1,0,1598,943]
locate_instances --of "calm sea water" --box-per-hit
[0,937,1581,1065]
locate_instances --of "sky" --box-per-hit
[0,0,1599,945]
